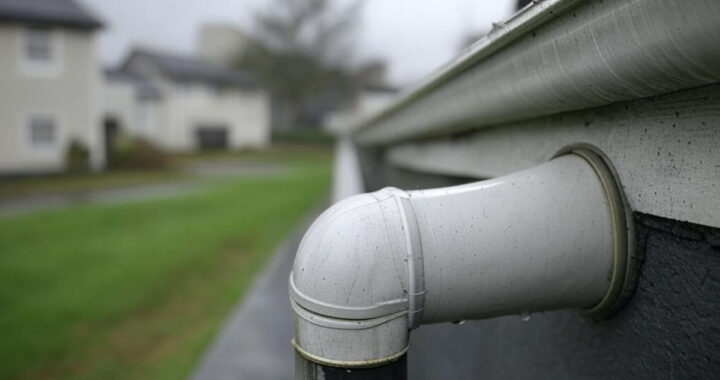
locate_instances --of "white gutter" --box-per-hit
[352,0,720,145]
[290,148,636,367]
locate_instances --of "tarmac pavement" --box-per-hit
[189,214,315,380]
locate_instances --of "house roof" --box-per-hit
[104,68,163,100]
[0,0,103,30]
[124,48,258,89]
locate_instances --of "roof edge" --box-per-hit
[352,0,581,141]
[352,0,720,145]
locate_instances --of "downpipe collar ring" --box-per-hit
[559,146,638,319]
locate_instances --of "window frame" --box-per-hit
[25,113,60,150]
[26,27,52,61]
[19,26,63,76]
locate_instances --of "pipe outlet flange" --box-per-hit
[558,147,637,319]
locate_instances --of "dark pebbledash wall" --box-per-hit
[400,212,720,379]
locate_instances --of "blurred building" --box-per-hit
[325,61,399,134]
[353,61,400,116]
[103,29,270,153]
[0,0,104,174]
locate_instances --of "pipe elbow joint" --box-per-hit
[290,188,422,367]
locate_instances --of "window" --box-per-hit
[25,27,52,63]
[20,27,61,74]
[28,116,56,147]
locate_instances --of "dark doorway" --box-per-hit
[103,117,120,165]
[196,126,229,150]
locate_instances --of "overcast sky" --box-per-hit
[81,0,516,87]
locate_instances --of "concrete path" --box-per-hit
[0,160,284,218]
[189,215,314,380]
[0,181,203,218]
[184,159,285,179]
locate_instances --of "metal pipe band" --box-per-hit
[292,339,409,369]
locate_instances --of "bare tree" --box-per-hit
[239,0,361,131]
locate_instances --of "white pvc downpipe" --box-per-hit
[290,148,634,368]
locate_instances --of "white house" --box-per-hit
[103,44,270,152]
[325,84,399,134]
[0,0,104,174]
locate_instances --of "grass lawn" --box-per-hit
[0,148,331,380]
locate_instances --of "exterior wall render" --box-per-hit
[0,24,103,174]
[384,84,720,229]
